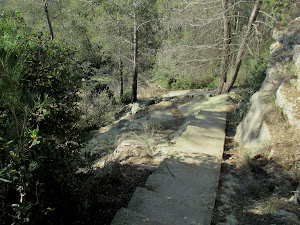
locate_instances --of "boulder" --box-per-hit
[235,92,272,154]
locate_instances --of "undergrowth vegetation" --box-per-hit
[0,11,84,224]
[233,56,269,121]
[79,83,117,131]
[0,12,124,225]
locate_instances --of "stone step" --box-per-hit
[195,110,227,120]
[146,172,217,212]
[110,94,232,225]
[178,95,231,116]
[127,187,211,225]
[172,135,224,158]
[188,117,226,131]
[156,158,220,186]
[183,124,225,139]
[111,208,167,225]
[168,146,222,170]
[168,147,222,166]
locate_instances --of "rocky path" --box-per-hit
[111,94,233,225]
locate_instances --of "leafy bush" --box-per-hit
[0,11,82,224]
[120,88,132,105]
[262,0,300,25]
[0,11,81,139]
[79,83,116,130]
[154,65,216,91]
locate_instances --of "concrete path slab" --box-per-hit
[111,94,232,225]
[178,94,231,117]
[146,172,217,210]
[168,148,223,166]
[157,158,220,184]
[127,187,211,225]
[173,136,224,158]
[111,208,167,225]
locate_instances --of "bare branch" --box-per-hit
[259,10,279,24]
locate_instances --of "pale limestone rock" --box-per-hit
[236,17,300,152]
[276,82,300,129]
[294,45,300,91]
[260,67,285,92]
[270,41,282,55]
[235,92,271,154]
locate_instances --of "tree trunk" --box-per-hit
[43,0,54,40]
[223,0,261,93]
[119,53,124,101]
[217,0,231,95]
[132,12,138,103]
[118,26,124,101]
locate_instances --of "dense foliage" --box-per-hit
[0,11,82,224]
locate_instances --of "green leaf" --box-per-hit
[32,140,40,146]
[33,129,38,136]
[0,178,12,183]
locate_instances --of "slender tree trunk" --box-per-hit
[132,12,138,103]
[43,0,54,40]
[223,0,261,93]
[119,53,124,100]
[118,26,124,101]
[217,0,231,94]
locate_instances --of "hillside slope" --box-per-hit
[213,17,300,225]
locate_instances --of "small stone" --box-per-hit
[121,141,131,146]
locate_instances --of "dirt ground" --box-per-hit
[212,110,300,225]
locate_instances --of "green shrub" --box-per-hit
[121,88,133,104]
[79,84,116,130]
[207,76,219,89]
[0,11,82,224]
[262,0,300,25]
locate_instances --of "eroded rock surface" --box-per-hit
[235,17,300,152]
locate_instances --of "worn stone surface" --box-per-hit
[294,45,300,91]
[111,208,166,225]
[235,92,272,153]
[235,17,300,151]
[127,187,211,225]
[112,94,232,225]
[276,81,300,129]
[146,170,217,209]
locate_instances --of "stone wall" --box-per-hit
[235,18,300,153]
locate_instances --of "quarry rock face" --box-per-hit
[235,17,300,152]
